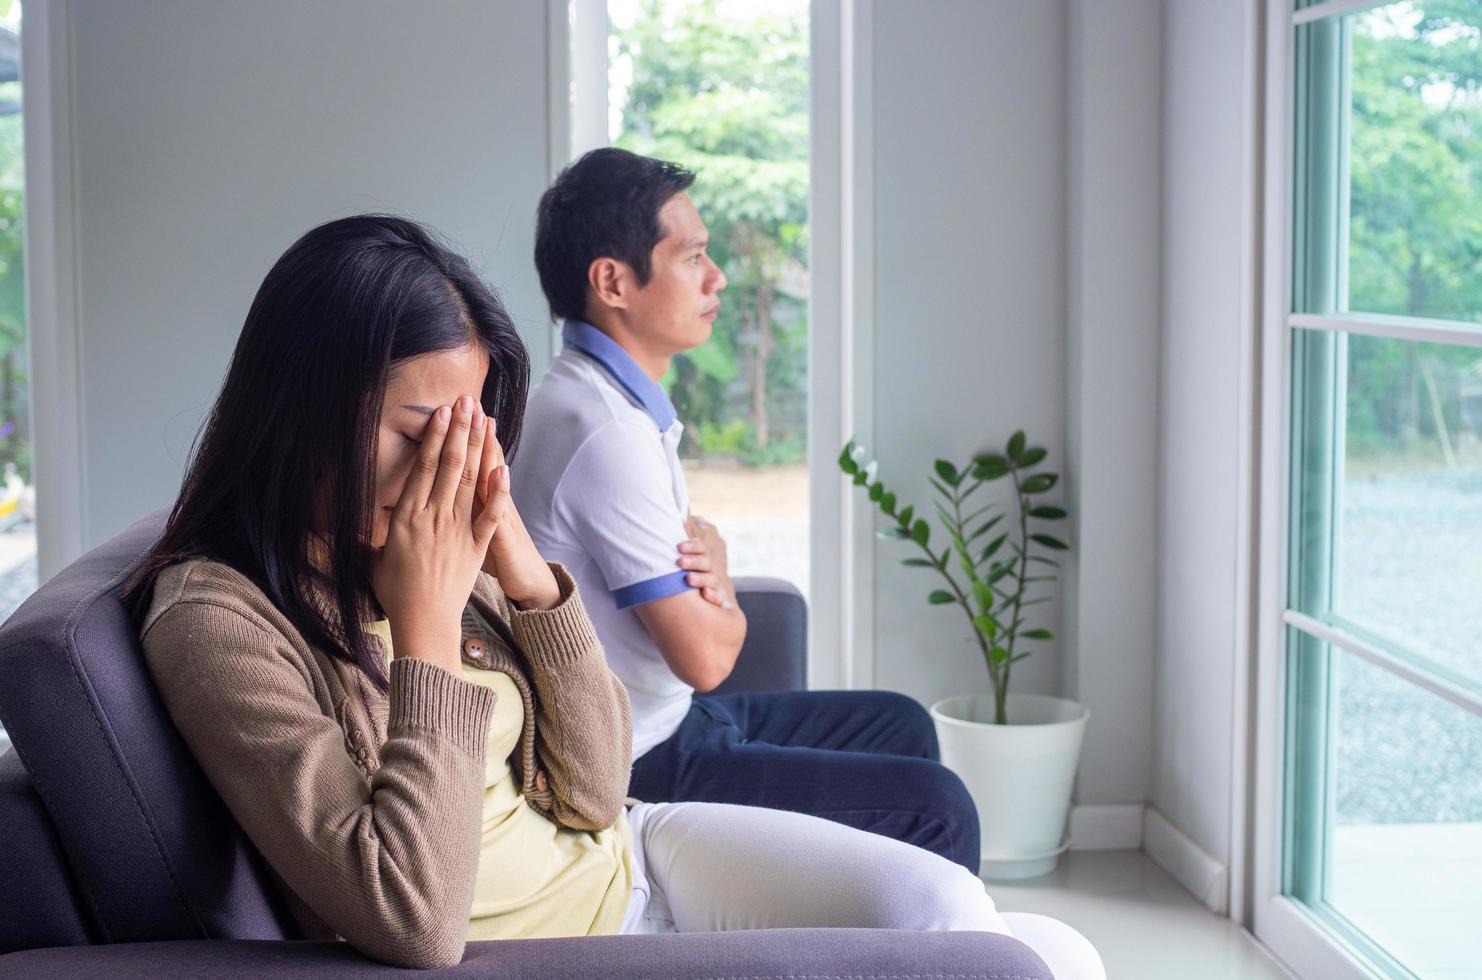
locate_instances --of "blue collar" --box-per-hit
[562,319,678,432]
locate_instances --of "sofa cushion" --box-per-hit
[0,750,96,952]
[0,512,294,947]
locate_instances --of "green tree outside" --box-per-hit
[610,0,809,467]
[1347,1,1482,463]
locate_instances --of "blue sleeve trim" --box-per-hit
[612,570,694,610]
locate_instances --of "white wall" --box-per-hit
[1063,0,1162,809]
[868,0,1164,820]
[42,0,558,551]
[869,0,1068,709]
[1153,0,1256,875]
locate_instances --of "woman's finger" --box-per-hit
[487,417,507,469]
[677,539,704,555]
[397,405,452,515]
[678,552,713,573]
[430,396,475,513]
[455,402,487,522]
[476,415,497,510]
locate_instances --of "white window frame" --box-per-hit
[1251,1,1482,976]
[549,0,877,690]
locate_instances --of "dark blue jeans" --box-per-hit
[627,689,981,872]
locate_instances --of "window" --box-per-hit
[1278,2,1482,975]
[0,0,28,631]
[601,0,811,597]
[0,0,25,760]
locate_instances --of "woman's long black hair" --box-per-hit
[122,214,529,691]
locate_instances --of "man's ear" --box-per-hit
[587,257,631,312]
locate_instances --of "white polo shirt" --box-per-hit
[512,319,696,759]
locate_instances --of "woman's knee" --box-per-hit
[870,857,1009,933]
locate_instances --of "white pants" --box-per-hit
[621,801,1105,980]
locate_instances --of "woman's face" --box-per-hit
[372,344,490,549]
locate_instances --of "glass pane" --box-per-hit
[1346,1,1482,323]
[607,0,810,597]
[1329,648,1482,977]
[1291,329,1482,687]
[0,1,31,629]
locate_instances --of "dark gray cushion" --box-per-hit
[0,511,294,946]
[714,577,806,695]
[0,751,96,952]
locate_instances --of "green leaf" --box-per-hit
[1016,446,1047,467]
[933,459,960,486]
[927,590,955,605]
[1021,473,1058,494]
[853,471,869,486]
[1007,431,1026,459]
[986,564,1013,584]
[973,614,999,640]
[1029,505,1067,520]
[838,442,858,474]
[973,579,995,612]
[977,534,1008,563]
[897,504,914,528]
[868,482,883,502]
[966,513,1004,543]
[1030,533,1069,550]
[1022,628,1054,640]
[911,519,930,546]
[902,557,935,567]
[880,491,897,515]
[877,526,909,540]
[929,478,954,499]
[972,455,1011,480]
[1027,555,1061,567]
[990,646,1011,665]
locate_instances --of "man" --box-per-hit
[513,147,980,871]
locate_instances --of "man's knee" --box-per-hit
[867,690,940,759]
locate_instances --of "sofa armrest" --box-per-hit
[0,929,1052,979]
[711,577,806,695]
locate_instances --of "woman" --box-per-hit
[124,215,1102,977]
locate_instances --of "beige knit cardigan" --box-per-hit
[140,558,632,969]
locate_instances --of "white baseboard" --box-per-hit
[1143,805,1229,914]
[1068,803,1145,850]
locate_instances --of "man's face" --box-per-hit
[625,192,727,354]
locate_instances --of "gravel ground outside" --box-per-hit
[1333,466,1482,824]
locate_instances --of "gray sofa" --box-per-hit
[0,512,1050,978]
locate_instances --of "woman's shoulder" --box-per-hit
[142,557,288,640]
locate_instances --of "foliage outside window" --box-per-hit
[610,0,808,468]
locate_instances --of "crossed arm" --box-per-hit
[634,515,747,693]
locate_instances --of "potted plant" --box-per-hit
[839,432,1088,879]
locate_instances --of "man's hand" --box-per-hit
[678,514,733,608]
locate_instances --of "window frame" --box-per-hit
[1252,1,1482,976]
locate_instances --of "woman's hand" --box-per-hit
[372,396,500,673]
[474,419,561,611]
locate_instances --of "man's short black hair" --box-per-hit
[534,147,696,323]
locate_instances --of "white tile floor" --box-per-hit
[987,850,1294,979]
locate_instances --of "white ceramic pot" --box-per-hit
[930,693,1089,880]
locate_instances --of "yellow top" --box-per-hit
[366,619,634,939]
